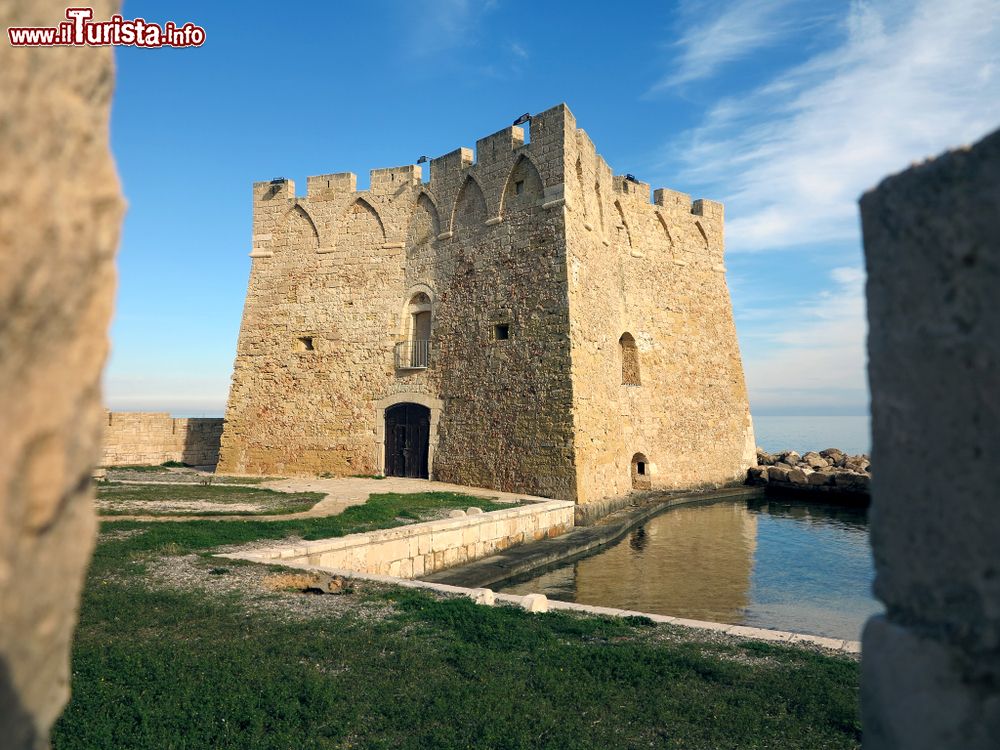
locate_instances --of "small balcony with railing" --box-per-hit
[394,339,431,370]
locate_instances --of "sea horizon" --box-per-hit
[752,414,871,456]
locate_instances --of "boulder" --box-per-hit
[845,455,871,473]
[803,452,830,469]
[775,461,795,471]
[781,451,802,465]
[747,467,768,484]
[820,448,846,462]
[466,507,484,515]
[788,468,810,484]
[835,472,863,488]
[448,509,467,518]
[756,449,776,465]
[768,466,790,482]
[808,472,834,486]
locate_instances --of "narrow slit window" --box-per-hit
[515,180,524,195]
[494,324,510,340]
[297,336,315,352]
[620,332,640,385]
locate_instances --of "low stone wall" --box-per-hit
[573,481,750,526]
[747,448,870,500]
[223,500,575,578]
[100,411,224,467]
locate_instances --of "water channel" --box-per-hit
[498,498,881,641]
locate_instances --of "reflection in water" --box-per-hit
[628,528,648,552]
[498,499,882,641]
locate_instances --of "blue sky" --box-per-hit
[105,0,1000,416]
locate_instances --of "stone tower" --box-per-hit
[218,103,756,512]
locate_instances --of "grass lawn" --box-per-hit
[95,481,327,516]
[53,493,861,749]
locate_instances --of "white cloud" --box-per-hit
[668,0,1000,252]
[743,266,868,412]
[650,0,803,91]
[405,0,498,58]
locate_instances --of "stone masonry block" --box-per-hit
[861,127,1000,748]
[862,128,1000,647]
[521,594,549,613]
[862,616,1000,749]
[468,588,495,605]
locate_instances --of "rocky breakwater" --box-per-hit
[747,448,871,501]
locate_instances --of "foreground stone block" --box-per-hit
[861,127,1000,748]
[468,588,495,606]
[521,594,549,613]
[0,2,123,747]
[863,617,1000,747]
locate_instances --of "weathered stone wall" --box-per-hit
[564,114,756,507]
[100,412,223,467]
[219,103,754,509]
[225,500,575,578]
[219,105,579,500]
[860,129,1000,749]
[0,2,124,747]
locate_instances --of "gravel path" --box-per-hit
[100,474,546,523]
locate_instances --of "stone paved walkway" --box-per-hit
[102,475,551,522]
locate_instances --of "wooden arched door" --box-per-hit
[384,403,430,478]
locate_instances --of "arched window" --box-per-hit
[396,292,432,369]
[631,452,651,490]
[408,292,432,342]
[501,155,544,215]
[620,333,640,386]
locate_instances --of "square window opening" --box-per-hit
[494,324,510,340]
[297,336,315,352]
[637,462,646,475]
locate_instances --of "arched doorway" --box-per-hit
[631,452,651,490]
[384,403,430,478]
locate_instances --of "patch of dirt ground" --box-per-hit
[96,499,267,514]
[138,549,398,623]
